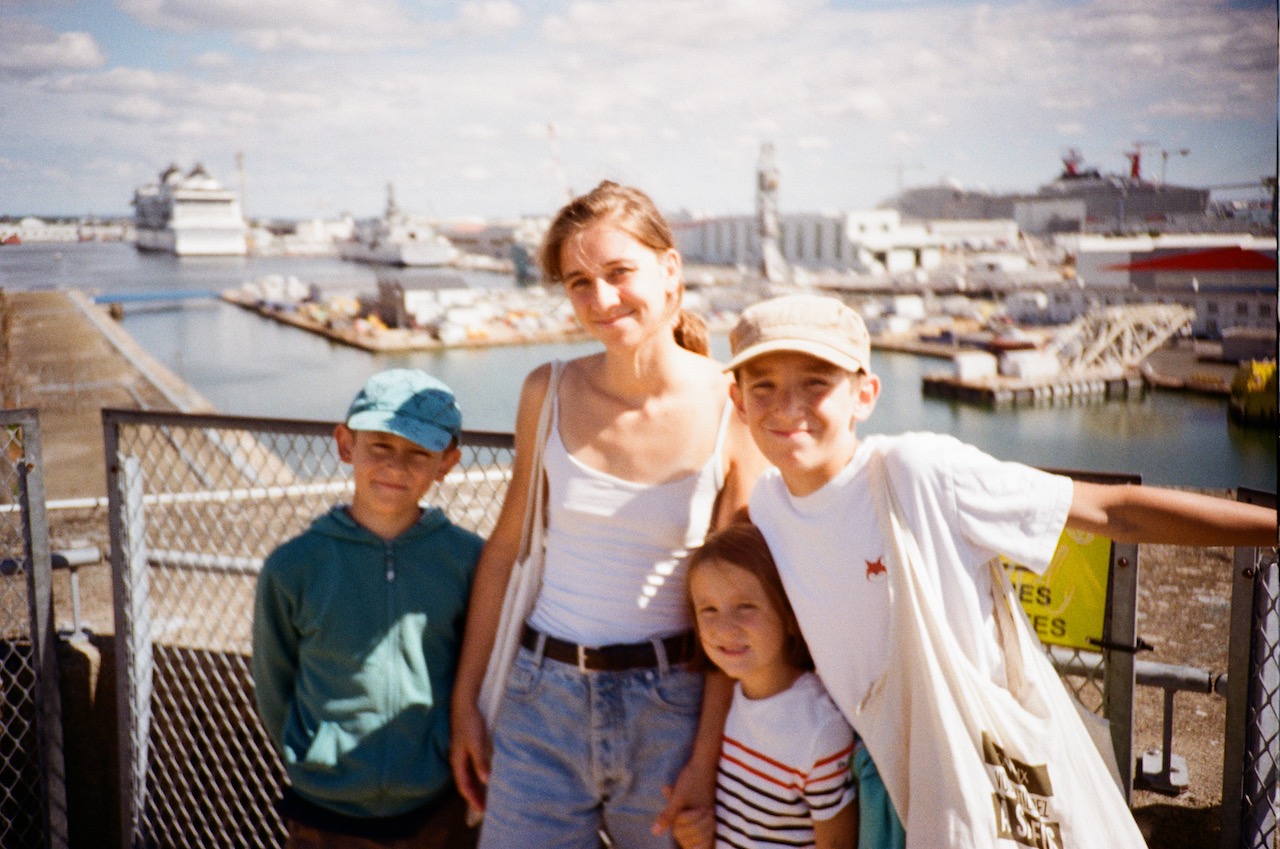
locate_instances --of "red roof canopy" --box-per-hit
[1104,246,1276,273]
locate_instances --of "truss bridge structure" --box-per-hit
[1045,303,1195,377]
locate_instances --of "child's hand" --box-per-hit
[671,804,716,849]
[449,701,491,813]
[655,786,716,849]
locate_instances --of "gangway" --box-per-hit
[93,290,220,304]
[1045,303,1195,378]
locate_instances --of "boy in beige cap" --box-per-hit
[716,293,1276,848]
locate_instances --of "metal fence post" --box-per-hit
[0,409,69,849]
[1044,467,1142,800]
[1221,487,1278,849]
[1103,538,1140,800]
[104,412,146,849]
[18,413,70,849]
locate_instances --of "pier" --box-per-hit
[922,370,1146,406]
[220,288,596,353]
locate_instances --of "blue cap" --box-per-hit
[345,369,462,453]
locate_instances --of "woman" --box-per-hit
[450,181,764,848]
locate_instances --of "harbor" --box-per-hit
[212,262,1262,415]
[2,144,1274,488]
[0,239,1270,493]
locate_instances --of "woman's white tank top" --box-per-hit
[526,389,730,646]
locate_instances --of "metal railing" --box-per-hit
[93,408,1278,848]
[0,409,68,849]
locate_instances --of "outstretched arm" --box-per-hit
[1068,481,1277,547]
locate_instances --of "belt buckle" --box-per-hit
[577,644,588,673]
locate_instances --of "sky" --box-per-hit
[1,0,1276,221]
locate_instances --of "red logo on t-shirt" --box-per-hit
[865,557,887,580]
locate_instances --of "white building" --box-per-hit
[672,208,943,276]
[0,217,80,242]
[1049,233,1277,337]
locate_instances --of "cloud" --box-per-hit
[194,51,234,69]
[542,0,818,50]
[107,94,166,121]
[456,1,522,35]
[0,0,1274,218]
[119,0,429,51]
[0,22,105,76]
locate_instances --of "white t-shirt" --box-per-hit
[750,432,1074,722]
[716,672,856,848]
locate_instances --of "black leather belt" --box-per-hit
[520,625,695,672]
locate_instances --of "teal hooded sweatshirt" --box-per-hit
[252,504,482,819]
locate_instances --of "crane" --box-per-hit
[1123,141,1160,181]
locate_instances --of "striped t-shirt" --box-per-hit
[715,672,857,848]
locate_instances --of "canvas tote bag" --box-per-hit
[852,452,1147,848]
[477,360,563,724]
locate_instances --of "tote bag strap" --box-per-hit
[515,359,563,561]
[477,359,563,727]
[984,558,1031,696]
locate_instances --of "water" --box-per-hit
[2,241,1274,491]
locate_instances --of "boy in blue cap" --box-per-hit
[253,368,484,848]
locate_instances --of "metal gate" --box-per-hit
[0,409,68,849]
[103,409,513,848]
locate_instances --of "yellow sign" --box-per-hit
[1002,529,1112,650]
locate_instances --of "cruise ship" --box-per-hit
[131,163,247,256]
[337,184,458,267]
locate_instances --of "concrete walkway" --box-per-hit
[6,289,213,500]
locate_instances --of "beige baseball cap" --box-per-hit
[725,294,871,374]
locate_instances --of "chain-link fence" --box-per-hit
[103,409,513,849]
[0,409,68,849]
[1222,487,1279,849]
[100,408,1274,849]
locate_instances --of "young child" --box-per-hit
[680,522,859,849]
[252,368,485,849]
[722,294,1277,847]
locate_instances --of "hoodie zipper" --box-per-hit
[382,539,396,801]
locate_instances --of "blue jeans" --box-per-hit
[479,640,704,849]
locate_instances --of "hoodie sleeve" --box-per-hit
[251,554,299,754]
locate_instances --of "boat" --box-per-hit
[1229,360,1278,426]
[337,184,458,267]
[131,163,247,256]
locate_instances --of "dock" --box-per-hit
[5,289,214,500]
[221,289,595,353]
[922,371,1146,406]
